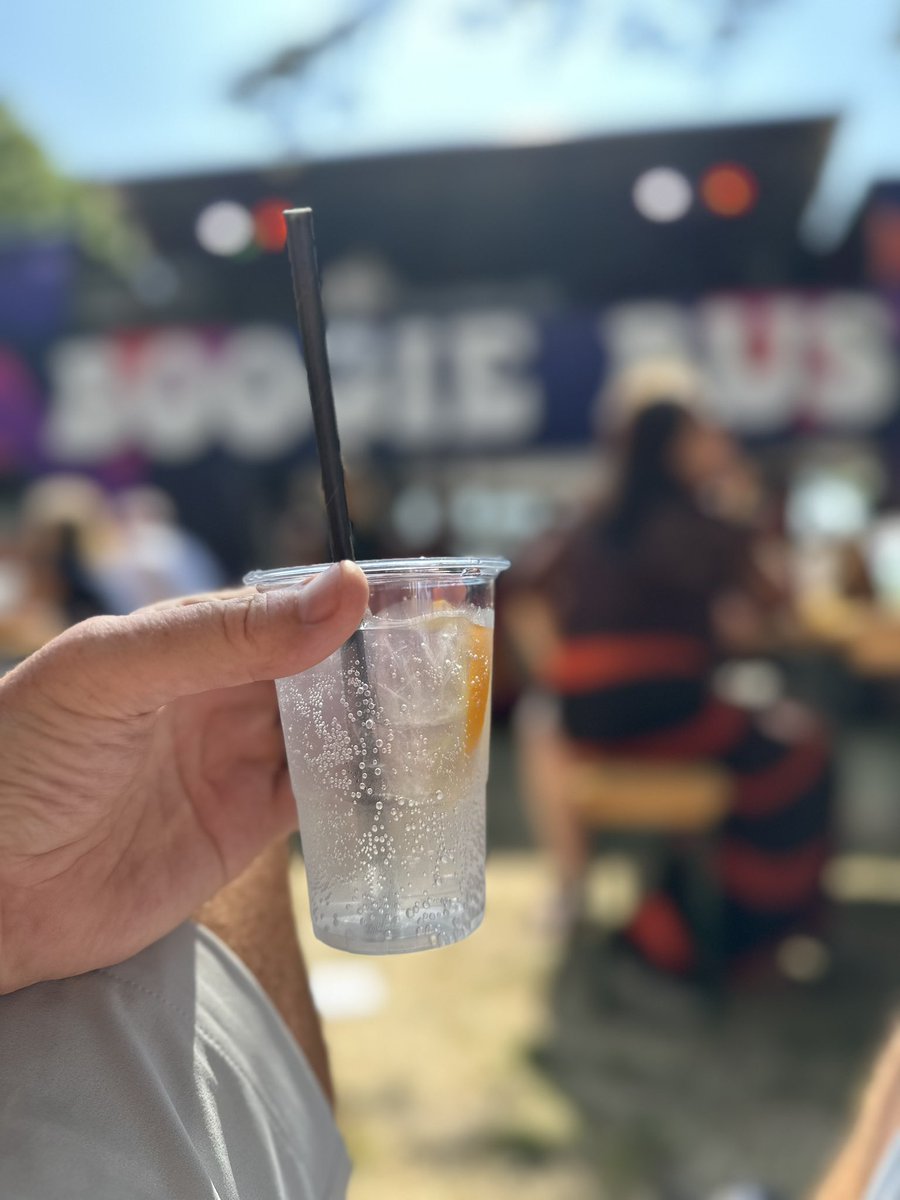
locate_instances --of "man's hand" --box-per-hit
[0,562,369,994]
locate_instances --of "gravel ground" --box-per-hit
[291,850,900,1200]
[293,853,594,1200]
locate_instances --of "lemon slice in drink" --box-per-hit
[463,623,492,753]
[424,603,493,756]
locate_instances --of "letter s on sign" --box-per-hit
[43,338,128,462]
[812,293,898,430]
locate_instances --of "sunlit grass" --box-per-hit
[291,852,594,1200]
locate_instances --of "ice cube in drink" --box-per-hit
[277,604,494,953]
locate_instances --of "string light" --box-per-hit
[253,198,291,252]
[632,167,692,223]
[700,163,758,218]
[195,201,255,256]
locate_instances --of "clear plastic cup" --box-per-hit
[245,557,510,954]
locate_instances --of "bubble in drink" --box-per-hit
[276,602,494,954]
[245,556,509,954]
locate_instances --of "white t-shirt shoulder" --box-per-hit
[0,922,351,1200]
[867,1133,900,1200]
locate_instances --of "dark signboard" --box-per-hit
[0,291,893,475]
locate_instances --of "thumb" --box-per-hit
[37,561,370,717]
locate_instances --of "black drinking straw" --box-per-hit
[284,207,381,809]
[284,208,355,562]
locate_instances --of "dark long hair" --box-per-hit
[603,400,695,549]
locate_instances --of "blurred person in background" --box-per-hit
[103,486,226,612]
[20,478,226,622]
[269,470,330,569]
[20,475,119,627]
[813,1016,900,1199]
[506,370,832,979]
[344,464,397,561]
[270,465,399,571]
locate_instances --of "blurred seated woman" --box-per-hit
[507,386,832,978]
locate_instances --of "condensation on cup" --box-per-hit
[245,557,509,955]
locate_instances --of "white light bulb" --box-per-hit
[632,167,692,223]
[195,201,254,256]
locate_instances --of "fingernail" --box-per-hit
[297,562,344,623]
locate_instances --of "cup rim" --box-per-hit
[244,556,511,589]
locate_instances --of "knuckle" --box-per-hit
[17,614,128,713]
[46,614,123,665]
[219,592,275,679]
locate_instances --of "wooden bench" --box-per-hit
[564,752,733,990]
[503,599,733,983]
[568,758,731,832]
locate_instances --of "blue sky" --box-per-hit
[2,0,899,244]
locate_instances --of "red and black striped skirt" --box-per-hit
[545,634,832,976]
